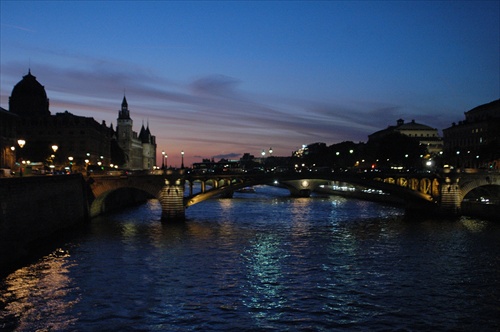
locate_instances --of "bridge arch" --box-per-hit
[89,187,156,217]
[459,175,500,203]
[87,175,164,218]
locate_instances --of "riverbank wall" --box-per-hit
[0,175,89,270]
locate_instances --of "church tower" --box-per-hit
[115,96,150,170]
[116,96,134,167]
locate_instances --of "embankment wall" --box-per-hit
[0,175,89,269]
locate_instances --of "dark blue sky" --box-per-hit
[1,1,498,166]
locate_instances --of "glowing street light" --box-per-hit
[68,156,74,173]
[52,145,58,153]
[17,139,26,177]
[181,150,184,169]
[162,150,165,169]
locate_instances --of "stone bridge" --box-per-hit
[86,169,500,221]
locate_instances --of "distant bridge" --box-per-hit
[86,169,500,221]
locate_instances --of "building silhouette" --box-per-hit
[368,119,443,155]
[116,96,156,170]
[443,99,500,169]
[0,70,156,174]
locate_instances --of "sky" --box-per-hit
[1,1,499,167]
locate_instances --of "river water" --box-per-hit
[1,186,499,331]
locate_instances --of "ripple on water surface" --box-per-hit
[1,190,499,331]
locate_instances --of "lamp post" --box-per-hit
[68,156,74,174]
[269,147,273,156]
[10,146,15,170]
[162,150,165,169]
[17,139,26,177]
[165,153,168,169]
[181,150,184,169]
[51,145,58,173]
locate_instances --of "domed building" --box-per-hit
[2,70,113,174]
[9,70,50,117]
[1,70,157,173]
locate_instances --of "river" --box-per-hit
[1,185,499,331]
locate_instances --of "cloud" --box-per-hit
[2,50,444,164]
[190,75,241,98]
[1,23,36,33]
[211,152,242,160]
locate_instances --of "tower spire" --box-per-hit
[119,95,130,119]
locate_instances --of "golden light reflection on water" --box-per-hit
[0,249,78,331]
[290,198,313,236]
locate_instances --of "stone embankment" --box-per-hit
[0,175,89,272]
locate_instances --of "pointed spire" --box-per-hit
[121,95,128,109]
[118,95,131,120]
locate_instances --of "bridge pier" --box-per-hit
[159,170,186,222]
[438,170,461,216]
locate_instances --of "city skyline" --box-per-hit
[1,1,499,167]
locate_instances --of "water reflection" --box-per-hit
[0,249,77,331]
[241,233,287,326]
[1,189,499,331]
[460,217,488,233]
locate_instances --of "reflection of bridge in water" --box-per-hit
[87,169,500,221]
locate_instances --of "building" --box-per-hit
[0,107,18,171]
[368,119,443,155]
[115,96,156,170]
[443,99,500,169]
[5,70,114,173]
[1,70,156,174]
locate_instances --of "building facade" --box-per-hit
[0,107,18,172]
[4,70,114,173]
[368,119,443,155]
[115,96,156,170]
[443,99,500,169]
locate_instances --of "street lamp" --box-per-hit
[181,150,184,169]
[269,147,273,156]
[68,156,74,173]
[17,139,26,176]
[50,145,59,173]
[162,150,165,169]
